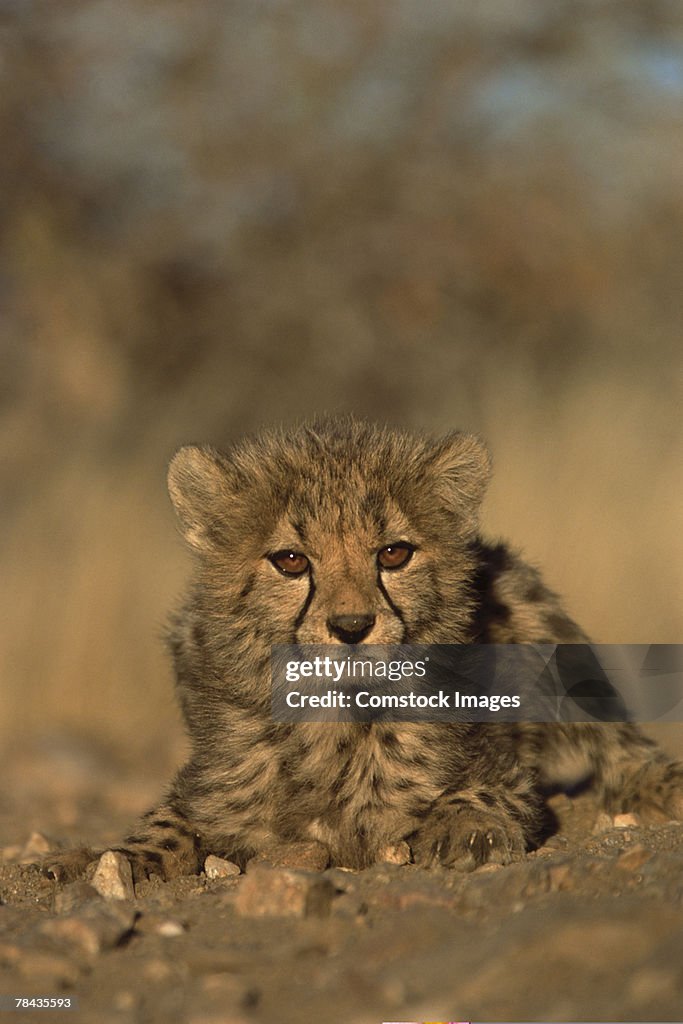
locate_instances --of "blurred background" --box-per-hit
[1,0,682,826]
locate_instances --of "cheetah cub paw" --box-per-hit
[410,810,526,870]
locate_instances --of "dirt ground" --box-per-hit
[1,737,683,1024]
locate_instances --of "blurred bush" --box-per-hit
[1,0,681,759]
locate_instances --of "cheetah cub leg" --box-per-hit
[112,803,202,882]
[538,722,683,825]
[613,759,683,823]
[597,724,683,823]
[43,803,201,885]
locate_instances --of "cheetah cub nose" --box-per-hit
[327,613,376,644]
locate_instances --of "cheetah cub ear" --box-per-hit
[427,432,492,534]
[167,445,234,551]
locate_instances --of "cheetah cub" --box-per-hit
[46,418,683,881]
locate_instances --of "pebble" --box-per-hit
[204,855,241,879]
[1,844,23,862]
[0,942,21,967]
[41,901,137,957]
[156,919,186,937]
[628,966,678,1004]
[592,812,614,834]
[616,844,653,872]
[54,880,100,914]
[113,991,137,1012]
[547,861,575,892]
[200,972,257,1005]
[135,913,186,936]
[543,834,570,849]
[91,851,135,900]
[25,831,53,854]
[41,917,101,957]
[16,831,53,862]
[142,958,174,982]
[235,865,336,918]
[613,813,639,828]
[16,950,81,986]
[378,841,411,865]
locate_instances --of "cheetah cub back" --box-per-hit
[45,418,683,882]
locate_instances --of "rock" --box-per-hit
[193,971,260,1024]
[41,901,137,956]
[547,861,575,892]
[592,812,614,834]
[200,972,259,1007]
[378,841,411,865]
[613,813,639,828]
[91,851,135,900]
[54,880,100,914]
[235,865,335,918]
[41,917,103,957]
[16,950,81,986]
[113,991,137,1012]
[370,871,460,913]
[628,966,679,1005]
[1,844,23,862]
[204,855,241,879]
[543,834,570,849]
[156,919,186,937]
[143,958,174,982]
[247,841,329,872]
[616,844,653,872]
[19,831,53,861]
[0,942,21,967]
[135,913,185,935]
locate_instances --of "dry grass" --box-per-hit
[0,0,681,762]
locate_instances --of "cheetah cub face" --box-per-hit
[265,508,419,645]
[167,421,491,647]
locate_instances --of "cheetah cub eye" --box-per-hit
[269,550,310,577]
[377,542,414,570]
